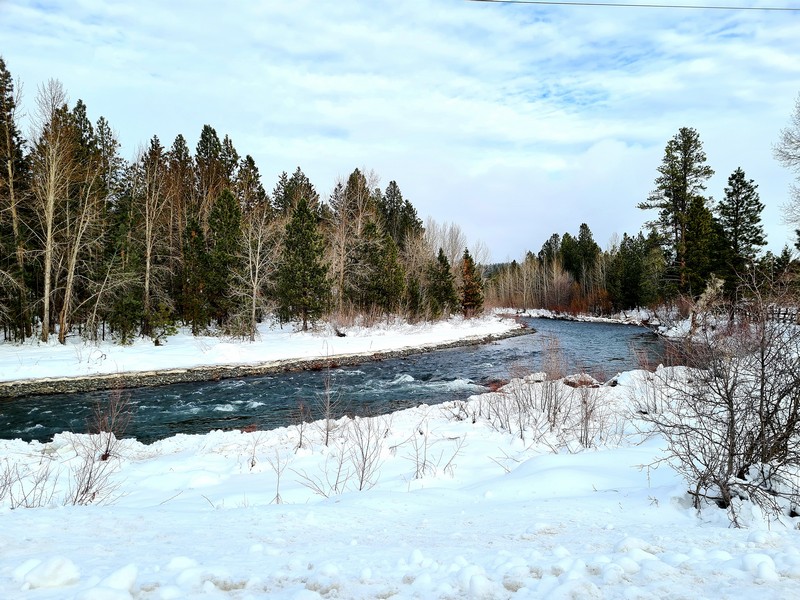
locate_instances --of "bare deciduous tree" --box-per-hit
[229,204,283,340]
[774,93,800,227]
[30,79,75,342]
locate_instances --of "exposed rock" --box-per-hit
[563,374,600,388]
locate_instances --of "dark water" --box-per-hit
[0,318,663,444]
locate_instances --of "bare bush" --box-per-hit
[0,460,10,503]
[293,401,313,451]
[266,449,287,504]
[65,436,122,506]
[65,389,132,506]
[91,389,132,461]
[400,417,466,480]
[315,369,345,447]
[293,435,352,498]
[348,413,389,491]
[2,458,58,509]
[406,419,433,479]
[245,431,265,470]
[540,336,570,429]
[575,382,601,449]
[644,276,800,525]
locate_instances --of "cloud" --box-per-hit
[2,0,799,260]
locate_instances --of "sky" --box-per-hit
[1,0,799,262]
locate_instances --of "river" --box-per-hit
[0,318,663,444]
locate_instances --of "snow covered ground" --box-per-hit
[3,367,800,598]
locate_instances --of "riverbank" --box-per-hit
[514,307,660,329]
[0,314,528,398]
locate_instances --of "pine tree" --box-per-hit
[236,154,269,214]
[195,124,224,223]
[220,134,239,185]
[426,248,458,318]
[0,56,32,340]
[607,233,643,311]
[683,196,718,295]
[639,127,714,293]
[343,221,404,313]
[207,187,242,325]
[165,134,196,304]
[276,198,329,331]
[378,180,422,250]
[576,223,600,282]
[460,248,484,317]
[717,167,766,280]
[182,218,210,335]
[273,167,318,215]
[538,233,560,264]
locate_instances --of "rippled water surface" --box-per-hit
[0,318,663,443]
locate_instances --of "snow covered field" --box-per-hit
[3,368,800,598]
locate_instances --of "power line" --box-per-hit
[466,0,800,11]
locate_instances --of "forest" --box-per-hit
[489,125,799,314]
[2,56,799,345]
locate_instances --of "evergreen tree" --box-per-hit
[683,196,719,295]
[166,133,196,302]
[220,134,239,185]
[426,248,458,318]
[717,167,766,280]
[607,233,643,311]
[105,163,143,343]
[639,127,714,293]
[576,223,600,281]
[182,218,210,335]
[207,187,242,325]
[375,231,405,313]
[276,198,329,331]
[273,167,318,215]
[0,56,32,340]
[195,124,224,223]
[605,232,663,311]
[559,232,580,281]
[378,180,422,250]
[236,154,269,214]
[94,116,125,207]
[538,233,560,264]
[344,221,404,313]
[460,248,484,317]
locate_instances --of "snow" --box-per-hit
[0,313,520,383]
[2,315,800,598]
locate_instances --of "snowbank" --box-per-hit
[3,370,800,598]
[0,314,521,385]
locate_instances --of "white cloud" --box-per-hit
[2,0,799,260]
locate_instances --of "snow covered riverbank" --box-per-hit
[0,314,522,389]
[3,368,800,598]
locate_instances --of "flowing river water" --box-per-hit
[0,318,664,444]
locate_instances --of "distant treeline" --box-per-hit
[486,127,798,313]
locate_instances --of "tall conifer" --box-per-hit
[460,248,484,317]
[276,198,329,331]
